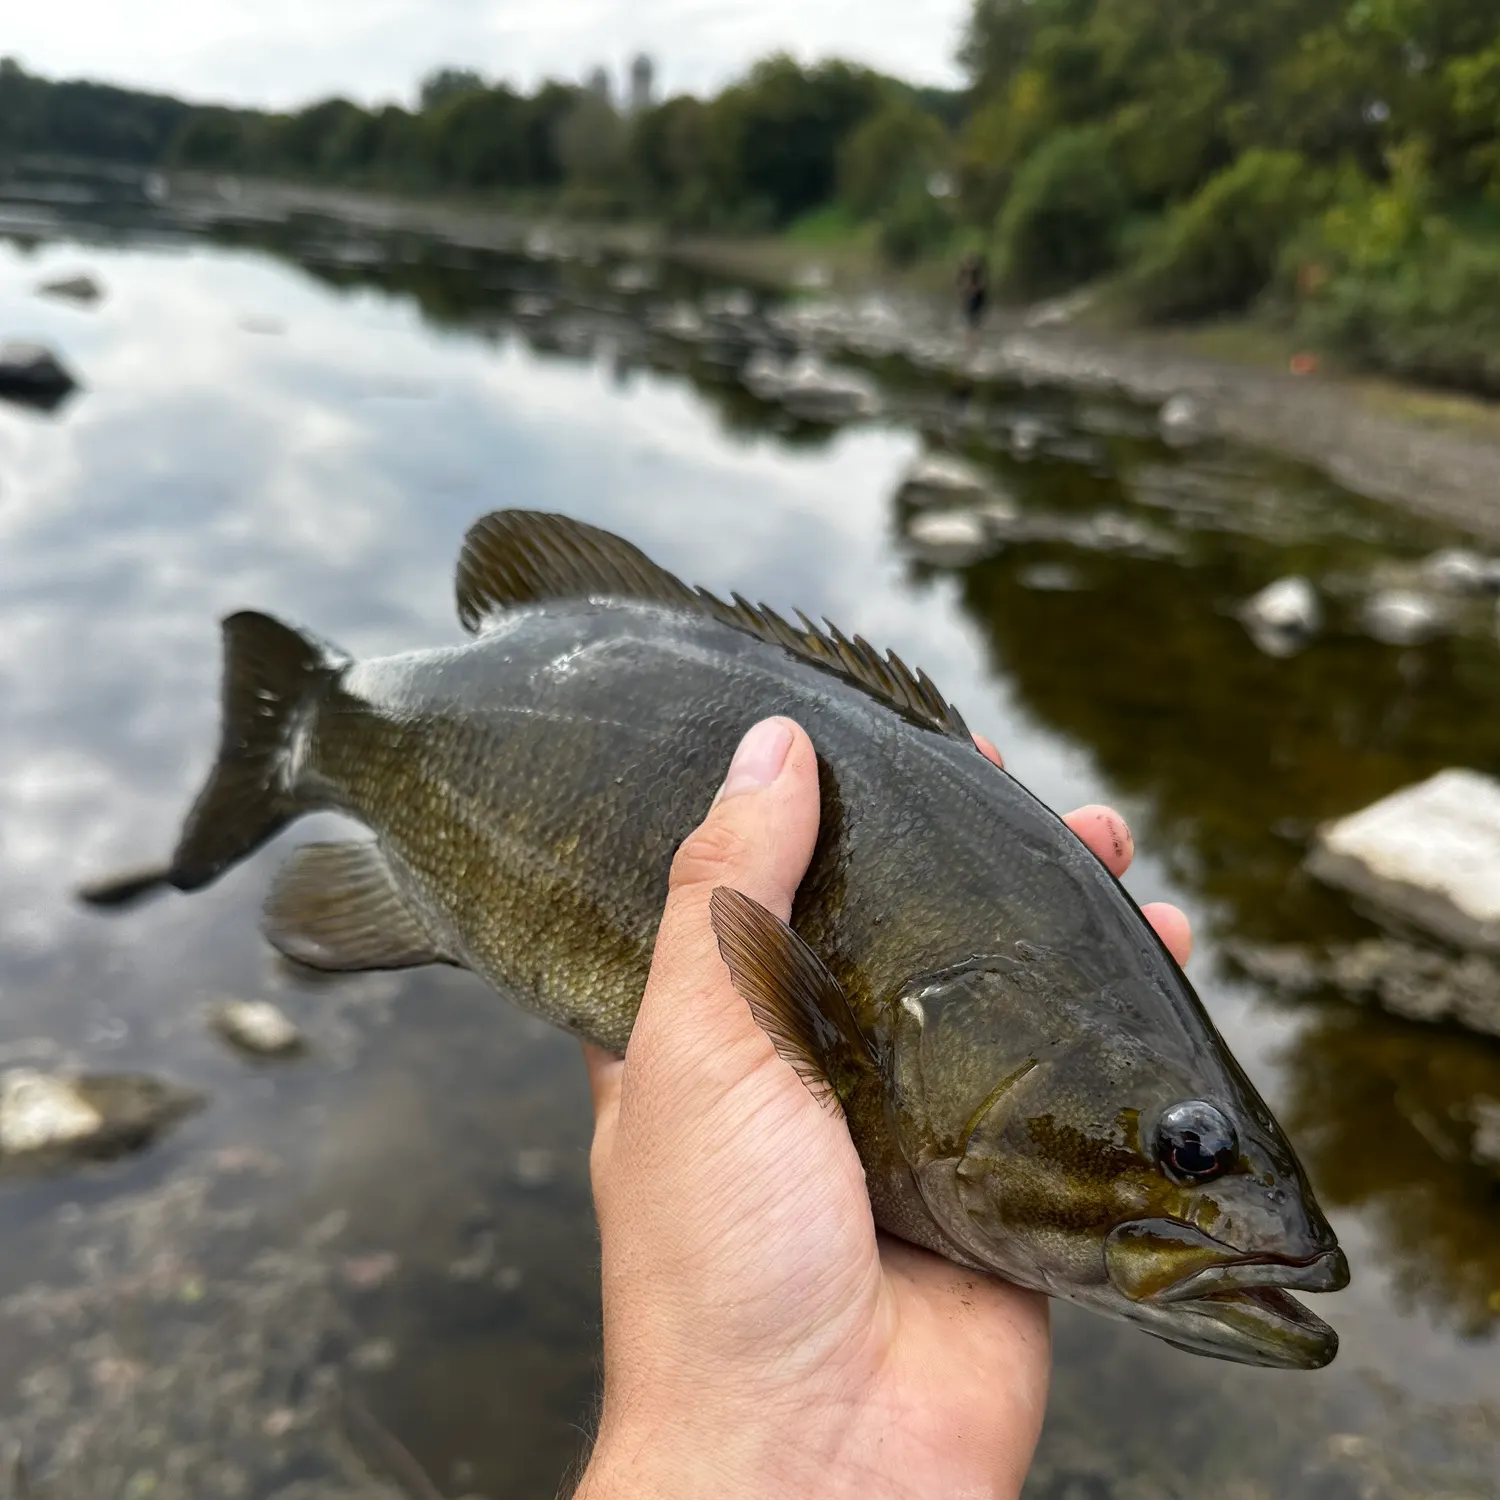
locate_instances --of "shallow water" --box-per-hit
[0,202,1498,1499]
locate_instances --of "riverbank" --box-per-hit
[145,175,1500,544]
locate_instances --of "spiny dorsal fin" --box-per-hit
[709,886,872,1109]
[456,510,970,741]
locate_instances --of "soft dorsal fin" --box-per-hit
[455,510,971,741]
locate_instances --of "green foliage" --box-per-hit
[993,127,1126,294]
[837,97,949,220]
[1131,150,1323,321]
[419,68,486,113]
[877,183,956,267]
[1283,153,1500,394]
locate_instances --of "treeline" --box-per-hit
[957,0,1500,393]
[1,0,1498,394]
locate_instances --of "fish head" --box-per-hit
[886,944,1348,1369]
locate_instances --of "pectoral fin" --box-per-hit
[263,841,457,972]
[708,887,869,1107]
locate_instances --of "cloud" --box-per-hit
[7,0,969,111]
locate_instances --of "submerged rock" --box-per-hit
[37,273,103,306]
[210,999,304,1058]
[897,451,995,508]
[0,341,77,411]
[1362,588,1449,645]
[1227,938,1500,1039]
[1308,769,1500,952]
[0,1069,202,1175]
[1239,576,1321,657]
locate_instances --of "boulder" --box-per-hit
[0,1068,202,1176]
[1238,576,1321,657]
[1362,589,1449,645]
[1423,548,1500,595]
[742,352,880,422]
[1307,769,1500,952]
[897,451,994,508]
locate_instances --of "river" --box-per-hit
[0,199,1496,1498]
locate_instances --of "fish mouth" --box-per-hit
[1104,1219,1350,1370]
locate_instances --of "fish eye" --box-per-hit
[1155,1100,1236,1183]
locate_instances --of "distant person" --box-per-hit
[958,250,990,338]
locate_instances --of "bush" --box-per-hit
[1130,150,1320,322]
[1287,167,1500,395]
[993,127,1126,295]
[877,183,955,267]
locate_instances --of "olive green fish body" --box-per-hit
[159,511,1348,1369]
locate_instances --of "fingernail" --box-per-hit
[717,718,793,802]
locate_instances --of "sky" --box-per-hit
[6,0,972,111]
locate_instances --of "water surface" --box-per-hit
[1,205,1498,1498]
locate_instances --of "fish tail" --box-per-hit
[169,611,346,892]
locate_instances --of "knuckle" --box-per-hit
[668,816,750,892]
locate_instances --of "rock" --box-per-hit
[905,509,993,564]
[702,288,755,320]
[897,451,994,508]
[1159,393,1205,446]
[1009,416,1045,457]
[37,273,103,305]
[741,348,787,400]
[744,352,880,423]
[1308,769,1500,952]
[1015,562,1086,592]
[1472,1099,1500,1171]
[793,262,831,291]
[1362,588,1449,645]
[1238,576,1321,657]
[511,293,552,321]
[648,301,708,341]
[1227,937,1500,1037]
[1423,548,1500,594]
[1023,289,1094,329]
[0,1069,202,1173]
[608,263,655,294]
[210,999,303,1057]
[0,341,78,411]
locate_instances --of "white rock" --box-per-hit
[1363,589,1448,645]
[898,452,993,507]
[906,510,991,562]
[648,302,707,341]
[793,263,831,290]
[211,1000,303,1057]
[1159,393,1205,445]
[1423,548,1500,594]
[702,288,754,320]
[1307,769,1500,951]
[0,1070,103,1154]
[512,294,552,321]
[1239,576,1321,656]
[609,263,655,294]
[741,349,787,399]
[778,353,880,422]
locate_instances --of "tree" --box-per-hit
[420,67,486,113]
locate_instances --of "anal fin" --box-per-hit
[708,887,871,1107]
[263,841,457,972]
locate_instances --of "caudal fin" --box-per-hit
[169,611,345,892]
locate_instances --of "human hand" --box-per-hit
[575,718,1192,1500]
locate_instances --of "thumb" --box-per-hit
[591,717,821,1156]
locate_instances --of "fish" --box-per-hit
[152,508,1347,1368]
